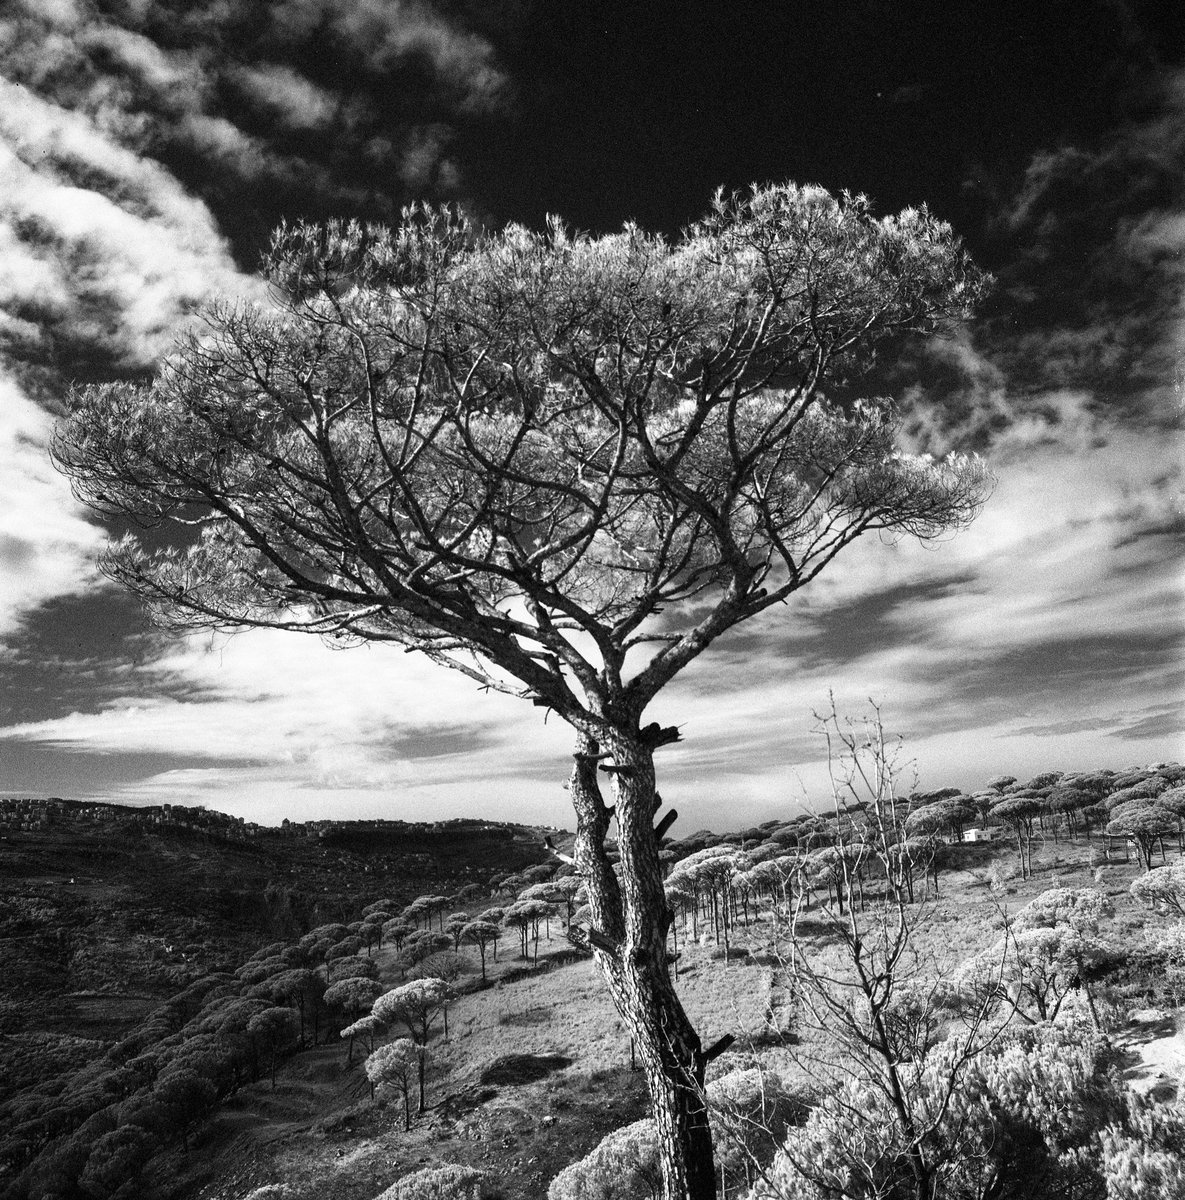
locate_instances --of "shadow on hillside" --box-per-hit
[480,1053,574,1086]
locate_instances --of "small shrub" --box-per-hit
[376,1164,492,1200]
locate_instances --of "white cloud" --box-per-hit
[266,0,505,112]
[0,369,106,638]
[0,78,260,366]
[2,404,1178,827]
[0,624,576,818]
[643,413,1184,807]
[0,78,261,640]
[80,25,206,103]
[12,0,82,30]
[229,62,337,131]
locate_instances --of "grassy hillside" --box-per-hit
[0,806,550,1110]
[165,836,1175,1200]
[2,764,1184,1200]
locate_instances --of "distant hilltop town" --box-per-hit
[0,796,517,844]
[0,795,264,838]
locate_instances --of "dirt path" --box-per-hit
[1115,1007,1185,1101]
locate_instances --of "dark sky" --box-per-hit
[462,2,1158,234]
[0,0,1180,827]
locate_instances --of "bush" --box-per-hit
[750,1022,1123,1200]
[547,1118,660,1200]
[375,1164,492,1200]
[1100,1095,1185,1199]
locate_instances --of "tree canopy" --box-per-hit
[55,183,988,741]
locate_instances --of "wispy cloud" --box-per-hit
[0,0,509,259]
[899,64,1185,455]
[0,78,254,372]
[0,625,575,820]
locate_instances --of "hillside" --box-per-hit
[160,837,1181,1200]
[2,762,1184,1200]
[0,802,551,1107]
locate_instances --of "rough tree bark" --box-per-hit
[570,729,715,1200]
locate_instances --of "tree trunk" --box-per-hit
[569,730,717,1200]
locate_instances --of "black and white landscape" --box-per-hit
[0,4,1182,1199]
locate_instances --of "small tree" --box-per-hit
[1108,804,1177,871]
[340,1014,382,1066]
[959,928,1091,1025]
[150,1069,217,1149]
[1013,885,1112,933]
[324,975,384,1038]
[990,796,1043,879]
[77,1125,157,1198]
[1099,1094,1185,1200]
[753,1022,1122,1200]
[904,798,974,843]
[402,931,452,972]
[760,703,1008,1200]
[1155,786,1185,851]
[360,917,388,955]
[445,913,471,951]
[1046,787,1093,840]
[383,919,416,955]
[504,899,555,964]
[460,920,500,982]
[548,1118,663,1200]
[55,184,990,1200]
[247,1007,300,1090]
[502,904,532,961]
[366,1038,423,1126]
[372,979,449,1111]
[258,968,325,1047]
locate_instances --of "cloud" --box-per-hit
[640,414,1184,798]
[0,0,510,262]
[2,400,1178,827]
[0,16,1178,831]
[984,66,1185,410]
[0,623,576,817]
[264,0,506,113]
[0,369,106,639]
[228,62,338,132]
[0,77,257,374]
[897,64,1185,458]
